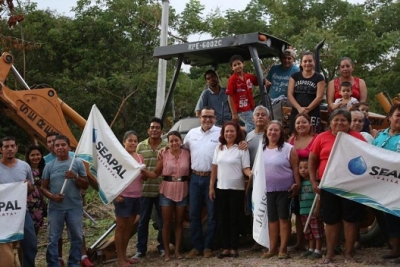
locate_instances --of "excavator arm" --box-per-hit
[0,52,85,149]
[0,52,99,191]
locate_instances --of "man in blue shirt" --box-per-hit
[266,49,300,100]
[41,135,89,267]
[195,70,231,126]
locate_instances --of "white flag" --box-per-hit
[0,182,27,243]
[76,105,145,204]
[252,139,270,248]
[320,132,400,217]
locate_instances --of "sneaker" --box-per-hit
[185,248,202,259]
[58,258,65,267]
[131,252,145,260]
[81,257,94,267]
[203,249,213,258]
[309,252,322,259]
[159,249,165,257]
[301,250,313,258]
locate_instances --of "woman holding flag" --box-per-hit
[309,109,365,264]
[113,131,144,267]
[372,104,400,262]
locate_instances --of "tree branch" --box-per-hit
[110,87,138,129]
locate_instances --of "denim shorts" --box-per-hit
[159,193,188,207]
[114,197,140,217]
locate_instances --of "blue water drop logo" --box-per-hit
[348,156,367,175]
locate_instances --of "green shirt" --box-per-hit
[137,138,168,197]
[299,180,315,215]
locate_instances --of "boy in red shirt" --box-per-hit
[226,55,259,133]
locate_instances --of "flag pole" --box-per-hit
[303,194,319,233]
[59,152,78,194]
[59,105,96,194]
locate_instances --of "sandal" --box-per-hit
[128,258,139,264]
[175,254,184,260]
[278,253,290,259]
[119,263,131,267]
[320,257,333,264]
[261,251,278,259]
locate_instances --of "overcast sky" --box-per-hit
[35,0,248,16]
[35,0,365,19]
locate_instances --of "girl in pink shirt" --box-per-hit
[141,131,190,261]
[113,131,144,267]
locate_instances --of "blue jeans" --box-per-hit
[20,212,38,267]
[238,110,255,133]
[189,174,216,251]
[136,196,163,254]
[46,209,83,267]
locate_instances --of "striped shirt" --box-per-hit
[137,138,168,197]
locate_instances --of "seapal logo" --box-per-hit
[369,166,400,184]
[0,200,22,212]
[96,142,127,179]
[348,156,367,175]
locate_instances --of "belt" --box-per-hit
[163,176,189,182]
[192,170,211,177]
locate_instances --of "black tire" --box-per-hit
[359,208,387,247]
[171,217,207,252]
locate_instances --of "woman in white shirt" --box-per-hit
[209,122,252,258]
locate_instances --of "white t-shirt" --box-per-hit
[334,97,359,108]
[361,131,374,144]
[212,144,250,190]
[183,125,221,172]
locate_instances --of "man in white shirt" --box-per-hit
[183,107,220,259]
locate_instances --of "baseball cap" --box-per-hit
[283,49,296,59]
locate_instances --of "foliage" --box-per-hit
[1,0,400,151]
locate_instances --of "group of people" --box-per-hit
[0,133,94,267]
[188,49,399,265]
[1,48,399,267]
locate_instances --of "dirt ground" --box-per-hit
[34,227,399,267]
[32,197,397,267]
